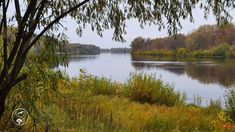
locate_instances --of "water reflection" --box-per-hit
[59,53,234,106]
[132,55,235,88]
[69,55,99,62]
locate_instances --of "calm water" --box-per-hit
[58,53,235,106]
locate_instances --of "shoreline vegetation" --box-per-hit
[60,43,101,55]
[132,43,235,58]
[101,48,131,53]
[1,67,234,131]
[131,24,235,59]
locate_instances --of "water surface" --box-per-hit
[58,53,235,106]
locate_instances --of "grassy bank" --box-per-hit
[132,43,235,58]
[0,69,234,131]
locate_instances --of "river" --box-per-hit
[58,53,235,106]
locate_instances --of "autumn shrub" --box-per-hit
[203,99,222,115]
[163,50,175,57]
[76,70,120,96]
[61,95,232,131]
[192,49,209,58]
[149,50,163,56]
[75,72,186,107]
[124,73,185,106]
[225,45,235,57]
[76,71,186,107]
[211,43,230,57]
[225,88,235,122]
[176,48,187,57]
[132,43,235,59]
[88,77,119,96]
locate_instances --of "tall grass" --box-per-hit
[77,71,185,106]
[225,88,235,122]
[1,70,234,131]
[76,70,121,96]
[124,73,185,106]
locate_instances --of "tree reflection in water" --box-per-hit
[131,55,235,88]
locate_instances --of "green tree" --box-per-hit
[131,36,145,52]
[0,0,234,118]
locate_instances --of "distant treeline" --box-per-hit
[60,43,100,55]
[101,48,131,53]
[131,24,235,58]
[32,36,100,55]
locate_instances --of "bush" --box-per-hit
[150,50,165,56]
[132,43,235,59]
[124,73,185,106]
[77,72,185,107]
[211,43,230,57]
[90,77,119,96]
[204,99,222,114]
[225,45,235,58]
[176,48,187,57]
[77,70,119,96]
[140,50,175,57]
[225,88,235,122]
[192,49,210,58]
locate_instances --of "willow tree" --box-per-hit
[0,0,234,117]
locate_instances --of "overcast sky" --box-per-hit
[61,7,235,49]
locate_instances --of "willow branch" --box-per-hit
[24,0,90,53]
[14,0,22,24]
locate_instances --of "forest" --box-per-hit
[131,24,235,58]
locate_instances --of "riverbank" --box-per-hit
[132,43,235,58]
[1,69,234,131]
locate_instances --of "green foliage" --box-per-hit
[133,43,235,59]
[124,73,185,106]
[0,61,69,130]
[176,48,187,57]
[192,49,211,58]
[226,45,235,57]
[77,71,185,106]
[131,24,235,54]
[32,36,69,68]
[77,70,119,96]
[0,36,2,46]
[1,69,234,131]
[225,88,235,122]
[133,49,175,57]
[211,43,230,57]
[204,100,222,115]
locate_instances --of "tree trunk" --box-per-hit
[0,84,11,118]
